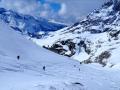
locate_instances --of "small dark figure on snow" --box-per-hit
[43,66,46,71]
[17,56,20,60]
[74,65,76,67]
[80,62,82,64]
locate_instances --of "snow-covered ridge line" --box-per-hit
[0,7,66,39]
[33,0,120,67]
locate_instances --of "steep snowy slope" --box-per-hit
[1,19,120,90]
[0,8,66,39]
[33,0,120,67]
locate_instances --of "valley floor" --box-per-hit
[1,55,120,90]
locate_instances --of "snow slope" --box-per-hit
[33,0,120,67]
[1,19,120,90]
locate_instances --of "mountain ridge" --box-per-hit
[33,0,120,67]
[0,7,66,39]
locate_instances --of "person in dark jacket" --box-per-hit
[17,56,20,60]
[43,66,46,71]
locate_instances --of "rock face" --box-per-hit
[34,0,120,67]
[0,8,66,38]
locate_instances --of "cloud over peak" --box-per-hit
[58,3,67,15]
[0,0,105,24]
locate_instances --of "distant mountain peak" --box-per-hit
[0,7,66,39]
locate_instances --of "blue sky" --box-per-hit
[38,0,61,12]
[50,3,61,12]
[39,0,45,4]
[0,0,106,24]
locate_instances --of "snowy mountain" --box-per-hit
[0,8,66,38]
[33,0,120,67]
[1,18,120,90]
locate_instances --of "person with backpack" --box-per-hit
[17,55,20,60]
[43,66,46,71]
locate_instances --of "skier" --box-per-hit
[74,65,76,67]
[17,56,20,60]
[43,66,46,71]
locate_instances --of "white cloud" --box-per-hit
[0,0,42,16]
[58,3,67,15]
[46,0,105,23]
[0,0,57,19]
[40,11,48,17]
[0,0,106,24]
